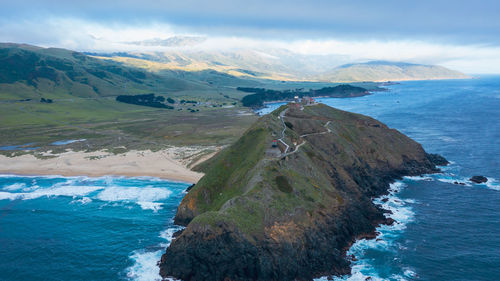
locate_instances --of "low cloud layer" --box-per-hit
[1,0,499,74]
[2,0,499,44]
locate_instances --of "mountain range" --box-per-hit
[86,37,469,82]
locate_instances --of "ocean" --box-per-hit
[0,175,188,281]
[261,76,500,281]
[1,76,499,280]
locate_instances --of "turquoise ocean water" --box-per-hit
[1,76,499,280]
[0,176,188,280]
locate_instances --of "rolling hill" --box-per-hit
[0,43,263,152]
[79,37,468,83]
[0,43,260,102]
[316,61,470,82]
[91,48,469,83]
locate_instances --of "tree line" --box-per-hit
[238,85,369,108]
[116,94,174,109]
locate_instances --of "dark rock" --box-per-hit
[385,218,396,226]
[172,229,184,239]
[383,209,393,215]
[185,184,195,192]
[160,104,444,281]
[426,153,449,166]
[470,176,488,184]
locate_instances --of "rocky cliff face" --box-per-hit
[159,104,446,281]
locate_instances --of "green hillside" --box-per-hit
[0,43,260,153]
[160,103,446,281]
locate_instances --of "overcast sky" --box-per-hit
[1,0,499,73]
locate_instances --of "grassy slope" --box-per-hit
[318,62,470,82]
[0,43,383,156]
[176,103,432,236]
[0,44,260,153]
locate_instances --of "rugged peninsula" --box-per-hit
[159,103,446,281]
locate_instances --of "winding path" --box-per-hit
[278,110,333,157]
[278,108,290,154]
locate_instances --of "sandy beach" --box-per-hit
[0,148,215,183]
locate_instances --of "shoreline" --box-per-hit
[0,148,208,183]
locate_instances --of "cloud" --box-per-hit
[0,16,499,74]
[1,0,499,44]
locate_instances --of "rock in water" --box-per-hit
[470,176,488,184]
[159,104,445,281]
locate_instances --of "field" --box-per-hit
[0,43,382,159]
[0,94,257,156]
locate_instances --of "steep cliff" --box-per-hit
[159,103,446,281]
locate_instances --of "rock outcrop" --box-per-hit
[160,103,446,281]
[470,176,488,184]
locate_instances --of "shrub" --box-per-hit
[275,176,293,193]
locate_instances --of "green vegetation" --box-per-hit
[0,43,263,153]
[162,103,445,281]
[239,85,369,107]
[0,43,401,159]
[116,93,174,109]
[190,125,269,213]
[275,176,293,193]
[175,102,438,239]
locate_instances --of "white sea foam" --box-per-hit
[127,226,183,281]
[0,185,104,200]
[0,180,175,210]
[158,226,183,247]
[485,177,500,190]
[431,167,500,191]
[0,191,19,200]
[96,186,172,203]
[403,268,417,278]
[126,250,164,281]
[403,175,433,181]
[71,197,92,205]
[436,176,472,186]
[315,181,416,281]
[2,182,26,191]
[137,201,163,212]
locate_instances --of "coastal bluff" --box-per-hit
[159,103,446,281]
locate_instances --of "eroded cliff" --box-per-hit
[159,103,446,281]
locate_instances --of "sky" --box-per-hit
[1,0,499,73]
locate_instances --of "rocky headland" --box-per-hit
[159,103,447,281]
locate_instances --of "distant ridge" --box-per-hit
[317,61,470,82]
[91,48,470,82]
[1,42,470,86]
[125,36,207,47]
